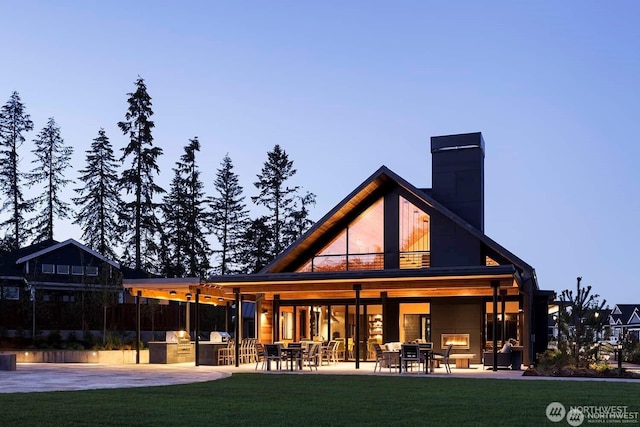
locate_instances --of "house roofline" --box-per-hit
[15,238,120,269]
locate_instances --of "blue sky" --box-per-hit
[1,1,639,304]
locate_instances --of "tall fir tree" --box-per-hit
[118,76,164,272]
[72,128,122,260]
[252,144,315,260]
[0,91,34,248]
[27,117,73,243]
[237,216,273,274]
[161,137,211,278]
[209,154,249,275]
[282,190,316,247]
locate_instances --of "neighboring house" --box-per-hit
[607,304,640,343]
[0,238,202,335]
[125,132,555,366]
[0,238,122,333]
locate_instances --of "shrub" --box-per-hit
[46,331,63,348]
[535,349,574,375]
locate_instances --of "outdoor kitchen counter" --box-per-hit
[197,342,229,366]
[148,341,195,364]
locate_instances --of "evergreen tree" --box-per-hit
[117,76,164,272]
[0,91,34,248]
[252,145,316,261]
[237,216,273,273]
[209,154,249,275]
[161,137,211,278]
[282,190,316,247]
[27,117,73,243]
[72,128,122,260]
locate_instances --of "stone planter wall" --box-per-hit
[15,349,149,364]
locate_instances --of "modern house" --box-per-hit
[125,132,554,366]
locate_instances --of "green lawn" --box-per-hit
[1,374,639,426]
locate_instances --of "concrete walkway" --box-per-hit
[1,361,638,394]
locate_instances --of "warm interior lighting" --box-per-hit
[169,290,177,296]
[204,295,211,300]
[441,333,470,350]
[218,297,224,302]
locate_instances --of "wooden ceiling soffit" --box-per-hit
[125,284,238,304]
[217,275,516,295]
[265,286,520,300]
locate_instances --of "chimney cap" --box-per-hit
[431,132,484,155]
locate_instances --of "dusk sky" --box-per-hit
[1,1,639,305]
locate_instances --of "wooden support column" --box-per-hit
[491,280,499,372]
[195,289,200,366]
[234,288,240,367]
[136,290,141,365]
[354,284,361,370]
[381,291,387,344]
[273,295,280,342]
[501,290,507,344]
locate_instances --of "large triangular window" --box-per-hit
[297,198,384,272]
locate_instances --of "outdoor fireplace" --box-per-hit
[441,333,470,350]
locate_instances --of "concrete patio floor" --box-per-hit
[1,361,638,394]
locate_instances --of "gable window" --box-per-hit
[85,266,98,276]
[297,198,384,272]
[71,265,84,275]
[486,256,500,266]
[399,196,430,269]
[57,265,70,275]
[42,264,55,274]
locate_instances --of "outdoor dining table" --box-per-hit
[280,346,305,371]
[397,346,433,374]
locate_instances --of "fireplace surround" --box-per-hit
[440,333,470,350]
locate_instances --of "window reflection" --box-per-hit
[296,199,384,272]
[399,196,430,269]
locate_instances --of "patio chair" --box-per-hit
[217,339,235,366]
[433,344,453,374]
[285,342,303,370]
[419,342,434,373]
[400,344,421,373]
[254,342,266,370]
[372,343,385,372]
[264,344,283,371]
[321,340,339,365]
[302,343,321,371]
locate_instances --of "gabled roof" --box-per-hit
[610,304,640,325]
[629,310,640,326]
[15,238,120,269]
[261,165,538,289]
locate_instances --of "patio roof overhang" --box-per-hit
[209,266,521,300]
[123,265,522,304]
[123,277,240,304]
